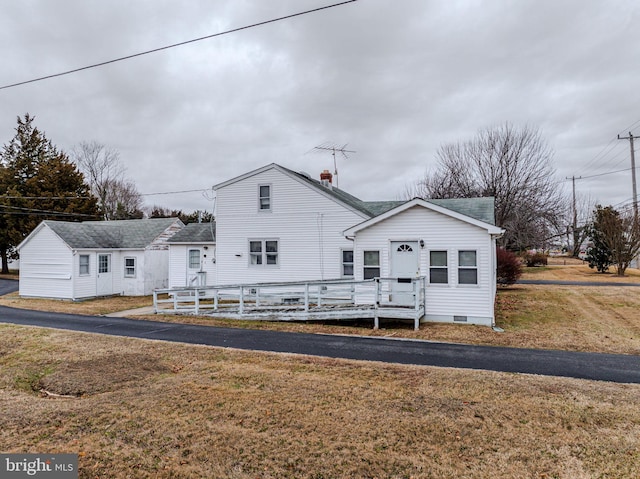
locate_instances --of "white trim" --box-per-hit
[344,198,504,237]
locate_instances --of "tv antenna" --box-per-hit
[312,143,356,188]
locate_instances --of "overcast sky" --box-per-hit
[1,0,639,215]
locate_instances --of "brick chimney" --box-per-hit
[320,169,333,187]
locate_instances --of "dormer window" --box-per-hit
[259,184,271,211]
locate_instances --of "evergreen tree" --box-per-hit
[584,205,615,274]
[0,114,99,273]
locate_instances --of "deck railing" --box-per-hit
[153,277,427,330]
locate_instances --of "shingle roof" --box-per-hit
[426,197,496,225]
[44,218,181,249]
[217,163,497,226]
[167,222,216,243]
[285,167,496,225]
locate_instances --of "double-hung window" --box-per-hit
[249,240,278,266]
[363,250,380,279]
[342,250,354,277]
[458,250,478,285]
[429,251,448,284]
[124,257,136,277]
[79,255,90,276]
[188,249,201,269]
[258,184,271,211]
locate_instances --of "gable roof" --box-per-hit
[213,163,497,225]
[213,163,373,218]
[22,218,183,250]
[167,222,216,243]
[344,198,504,237]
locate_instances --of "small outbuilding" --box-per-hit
[17,218,184,300]
[167,222,216,288]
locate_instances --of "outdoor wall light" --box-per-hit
[419,239,425,248]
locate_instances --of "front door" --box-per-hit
[186,248,204,286]
[390,241,419,305]
[97,253,113,296]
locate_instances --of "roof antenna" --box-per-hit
[311,143,356,188]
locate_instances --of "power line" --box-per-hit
[139,188,210,197]
[0,0,358,91]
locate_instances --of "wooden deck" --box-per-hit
[153,277,426,330]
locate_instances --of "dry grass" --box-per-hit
[2,261,640,355]
[1,325,639,479]
[522,258,640,283]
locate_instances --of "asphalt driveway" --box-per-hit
[1,286,639,384]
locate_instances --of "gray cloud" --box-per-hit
[1,0,639,214]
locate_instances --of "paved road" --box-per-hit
[0,278,18,296]
[1,297,639,384]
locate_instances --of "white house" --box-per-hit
[167,222,216,288]
[200,163,504,326]
[17,218,183,300]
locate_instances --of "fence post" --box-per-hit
[239,286,244,314]
[153,291,158,313]
[305,283,310,312]
[195,288,200,315]
[374,278,380,330]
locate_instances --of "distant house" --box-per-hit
[200,163,504,326]
[167,223,216,288]
[17,218,184,300]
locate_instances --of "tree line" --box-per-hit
[0,114,210,274]
[1,115,637,276]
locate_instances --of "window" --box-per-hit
[342,250,354,277]
[79,255,90,276]
[98,254,110,274]
[258,184,271,211]
[458,250,478,285]
[188,249,201,269]
[363,250,380,279]
[429,251,448,284]
[124,257,136,277]
[249,240,278,266]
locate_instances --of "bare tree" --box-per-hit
[565,192,595,257]
[412,124,565,250]
[72,141,143,220]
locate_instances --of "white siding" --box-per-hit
[215,168,364,285]
[352,205,496,325]
[73,251,97,299]
[120,251,146,296]
[19,225,74,299]
[168,244,217,288]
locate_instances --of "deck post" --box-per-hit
[373,278,380,330]
[304,283,310,312]
[317,284,322,307]
[413,279,419,330]
[194,288,200,315]
[239,287,244,314]
[256,287,260,308]
[214,289,219,310]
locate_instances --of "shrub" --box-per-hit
[522,251,548,267]
[497,247,523,286]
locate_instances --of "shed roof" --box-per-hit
[42,218,182,249]
[167,222,216,243]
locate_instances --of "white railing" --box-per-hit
[153,277,427,330]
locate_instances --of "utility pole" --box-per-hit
[566,175,582,256]
[618,132,638,220]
